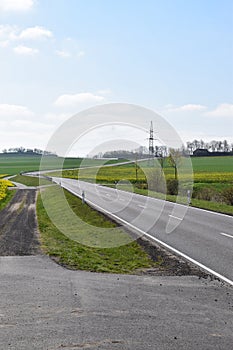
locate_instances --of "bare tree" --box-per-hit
[168,148,182,180]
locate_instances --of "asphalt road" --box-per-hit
[52,178,233,285]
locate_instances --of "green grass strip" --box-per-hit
[37,188,156,273]
[0,190,16,211]
[11,175,51,187]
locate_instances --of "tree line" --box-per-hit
[95,139,233,159]
[1,147,56,156]
[186,139,233,154]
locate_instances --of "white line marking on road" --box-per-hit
[138,205,146,208]
[220,232,233,239]
[169,215,182,221]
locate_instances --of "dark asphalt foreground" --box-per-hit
[0,255,232,350]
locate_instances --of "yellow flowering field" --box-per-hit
[62,166,233,185]
[0,179,14,201]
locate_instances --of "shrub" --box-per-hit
[192,187,225,202]
[222,187,233,205]
[166,179,178,195]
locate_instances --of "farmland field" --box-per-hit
[61,156,233,184]
[0,154,125,176]
[191,156,233,173]
[1,153,233,215]
[0,179,14,200]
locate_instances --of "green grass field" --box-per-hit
[0,154,125,176]
[191,156,233,173]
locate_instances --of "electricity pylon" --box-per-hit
[149,121,155,158]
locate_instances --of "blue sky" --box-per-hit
[0,0,232,155]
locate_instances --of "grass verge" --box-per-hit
[11,175,51,187]
[37,188,157,273]
[0,190,16,211]
[134,187,233,216]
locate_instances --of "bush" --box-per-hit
[166,179,178,195]
[192,187,223,203]
[222,187,233,205]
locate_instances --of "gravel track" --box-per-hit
[0,189,40,255]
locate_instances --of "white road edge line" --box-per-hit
[220,232,233,239]
[55,180,233,287]
[169,215,182,221]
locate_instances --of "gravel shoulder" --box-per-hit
[0,189,40,255]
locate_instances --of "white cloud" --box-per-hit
[44,112,71,125]
[54,92,105,108]
[205,103,233,118]
[0,25,53,44]
[0,25,17,41]
[0,40,9,48]
[165,104,207,113]
[55,37,85,60]
[0,0,35,12]
[13,45,39,55]
[19,26,53,40]
[55,50,71,58]
[55,49,85,59]
[0,104,34,118]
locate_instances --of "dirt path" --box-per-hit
[0,189,40,255]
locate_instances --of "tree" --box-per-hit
[187,142,194,155]
[168,148,182,180]
[223,140,229,152]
